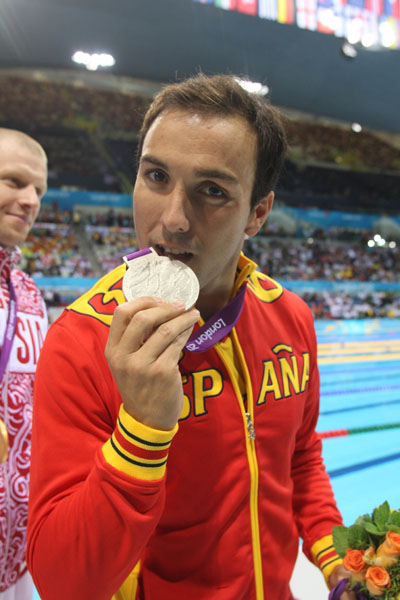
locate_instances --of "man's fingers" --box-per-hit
[107,297,164,349]
[138,309,199,362]
[158,320,198,364]
[108,298,191,354]
[340,591,357,600]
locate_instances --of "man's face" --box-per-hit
[0,138,47,247]
[134,110,271,302]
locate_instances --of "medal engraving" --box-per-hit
[123,248,199,310]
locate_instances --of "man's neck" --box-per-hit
[195,286,234,323]
[194,255,252,322]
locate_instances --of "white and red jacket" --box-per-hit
[0,246,47,592]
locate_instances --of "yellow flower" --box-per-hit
[376,532,400,568]
[363,546,377,565]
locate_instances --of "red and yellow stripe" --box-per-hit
[311,535,342,582]
[102,405,178,481]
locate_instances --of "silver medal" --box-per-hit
[122,247,199,310]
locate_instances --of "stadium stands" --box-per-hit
[2,72,400,210]
[2,72,398,320]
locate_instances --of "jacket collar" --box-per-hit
[0,246,21,282]
[232,252,258,296]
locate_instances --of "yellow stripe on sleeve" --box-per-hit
[102,405,178,481]
[311,534,342,583]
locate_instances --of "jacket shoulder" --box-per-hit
[67,264,126,327]
[247,270,315,336]
[247,270,284,303]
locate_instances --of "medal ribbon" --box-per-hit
[123,248,247,353]
[0,279,18,382]
[184,285,246,352]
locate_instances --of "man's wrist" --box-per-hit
[102,404,179,481]
[311,534,343,583]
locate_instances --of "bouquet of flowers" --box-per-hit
[329,502,400,599]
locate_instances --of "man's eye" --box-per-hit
[4,177,19,187]
[204,185,224,197]
[148,170,167,183]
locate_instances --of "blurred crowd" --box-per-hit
[0,75,149,133]
[19,223,95,279]
[277,161,400,213]
[244,237,399,282]
[2,73,399,319]
[1,74,400,211]
[89,226,138,272]
[301,290,400,319]
[16,208,400,319]
[285,119,400,172]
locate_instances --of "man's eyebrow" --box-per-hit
[140,155,238,184]
[193,168,239,184]
[140,155,168,170]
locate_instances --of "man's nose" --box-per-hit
[19,184,40,208]
[160,187,190,234]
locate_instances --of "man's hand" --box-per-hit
[105,297,199,430]
[328,565,357,599]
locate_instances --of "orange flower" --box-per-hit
[383,531,400,555]
[365,566,391,596]
[343,548,366,573]
[376,532,400,568]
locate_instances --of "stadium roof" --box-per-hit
[1,0,400,134]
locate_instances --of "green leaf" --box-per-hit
[348,524,370,549]
[389,511,400,528]
[332,525,349,557]
[388,525,400,534]
[355,514,372,527]
[373,501,391,531]
[365,522,386,536]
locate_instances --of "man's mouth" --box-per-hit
[155,244,193,261]
[8,213,29,225]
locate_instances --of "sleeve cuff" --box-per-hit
[311,534,342,583]
[102,404,178,481]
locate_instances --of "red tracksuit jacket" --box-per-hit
[27,254,343,600]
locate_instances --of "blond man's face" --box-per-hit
[0,139,47,247]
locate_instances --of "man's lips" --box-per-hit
[7,213,30,225]
[154,244,194,260]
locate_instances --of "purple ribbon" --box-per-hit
[123,248,247,353]
[0,279,18,382]
[125,248,152,261]
[329,579,349,600]
[329,578,369,600]
[185,284,246,352]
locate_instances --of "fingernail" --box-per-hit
[154,297,166,303]
[190,309,200,318]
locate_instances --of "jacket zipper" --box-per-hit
[215,330,264,600]
[245,412,256,440]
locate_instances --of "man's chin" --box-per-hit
[1,232,29,247]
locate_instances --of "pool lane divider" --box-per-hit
[328,451,400,478]
[320,397,400,416]
[319,422,400,439]
[318,353,400,364]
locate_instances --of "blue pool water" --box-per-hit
[316,318,400,525]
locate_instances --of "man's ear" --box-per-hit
[245,191,274,237]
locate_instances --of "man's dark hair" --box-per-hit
[137,73,287,208]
